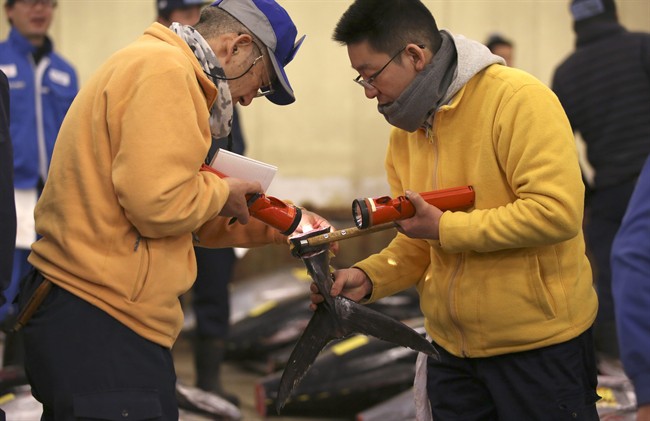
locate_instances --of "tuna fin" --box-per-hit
[334,296,439,358]
[275,303,337,414]
[275,295,439,414]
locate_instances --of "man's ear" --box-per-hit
[213,33,245,64]
[405,44,428,71]
[232,33,254,55]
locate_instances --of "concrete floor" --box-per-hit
[173,335,343,421]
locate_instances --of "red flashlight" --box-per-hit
[200,164,302,235]
[352,186,475,229]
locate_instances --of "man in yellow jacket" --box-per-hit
[20,0,329,419]
[312,0,600,420]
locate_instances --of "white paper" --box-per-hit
[210,149,277,192]
[14,188,38,249]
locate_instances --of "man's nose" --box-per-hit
[364,85,378,99]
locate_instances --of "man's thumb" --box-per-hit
[405,190,425,209]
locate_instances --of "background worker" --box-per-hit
[0,0,77,367]
[189,108,245,405]
[19,1,330,418]
[552,0,650,364]
[156,0,204,27]
[312,0,600,419]
[156,0,244,405]
[484,32,515,66]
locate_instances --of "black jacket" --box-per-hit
[552,20,650,190]
[0,70,16,306]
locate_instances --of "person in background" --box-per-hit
[18,1,331,418]
[0,0,78,366]
[611,156,650,421]
[190,107,245,405]
[156,0,204,27]
[552,0,650,366]
[156,0,243,405]
[0,70,16,321]
[484,32,514,66]
[311,0,600,419]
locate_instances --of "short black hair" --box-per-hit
[158,9,173,22]
[333,0,442,56]
[485,33,513,52]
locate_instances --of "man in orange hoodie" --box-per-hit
[20,1,329,419]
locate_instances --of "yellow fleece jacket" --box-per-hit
[356,64,597,358]
[28,23,286,348]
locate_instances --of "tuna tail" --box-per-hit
[275,294,439,414]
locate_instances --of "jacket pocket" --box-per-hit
[131,236,150,302]
[73,389,162,420]
[557,390,601,420]
[528,252,557,320]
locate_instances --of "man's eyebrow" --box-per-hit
[353,63,371,73]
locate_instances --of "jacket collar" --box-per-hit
[9,26,53,58]
[574,20,625,48]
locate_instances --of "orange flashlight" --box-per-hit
[200,164,301,235]
[352,186,475,229]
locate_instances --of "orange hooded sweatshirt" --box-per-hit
[29,23,286,348]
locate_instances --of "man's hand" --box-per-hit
[291,210,340,255]
[309,267,371,311]
[638,404,650,421]
[294,209,333,234]
[218,178,263,224]
[395,190,442,240]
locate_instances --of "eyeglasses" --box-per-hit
[16,0,57,6]
[255,79,274,98]
[353,44,425,89]
[211,54,263,82]
[251,41,274,98]
[206,40,274,98]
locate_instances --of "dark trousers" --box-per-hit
[584,179,637,358]
[192,247,236,339]
[426,329,600,421]
[21,272,178,420]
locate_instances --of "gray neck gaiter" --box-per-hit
[378,31,457,132]
[170,22,233,139]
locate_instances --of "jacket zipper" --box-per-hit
[427,114,440,181]
[32,56,51,183]
[429,112,468,356]
[447,254,468,356]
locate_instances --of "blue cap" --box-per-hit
[211,0,305,105]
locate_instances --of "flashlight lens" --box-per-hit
[352,198,371,229]
[353,201,363,228]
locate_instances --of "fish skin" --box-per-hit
[276,245,439,414]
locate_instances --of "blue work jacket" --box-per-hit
[0,27,77,189]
